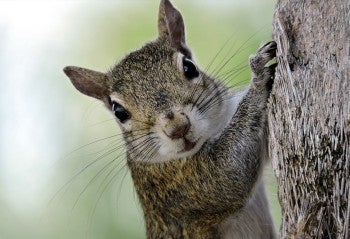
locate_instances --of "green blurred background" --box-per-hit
[0,1,279,238]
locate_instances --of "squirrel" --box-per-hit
[63,0,277,238]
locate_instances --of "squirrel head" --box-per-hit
[64,0,233,163]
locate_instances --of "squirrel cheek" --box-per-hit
[116,120,132,133]
[157,135,181,159]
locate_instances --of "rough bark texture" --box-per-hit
[269,1,350,238]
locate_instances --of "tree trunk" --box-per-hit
[269,1,350,238]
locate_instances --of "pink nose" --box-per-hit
[169,121,191,139]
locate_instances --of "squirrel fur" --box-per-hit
[63,0,277,238]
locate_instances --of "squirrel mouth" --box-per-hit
[181,138,197,152]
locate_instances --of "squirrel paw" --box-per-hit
[249,41,277,88]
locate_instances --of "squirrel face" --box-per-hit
[107,39,231,162]
[64,0,233,163]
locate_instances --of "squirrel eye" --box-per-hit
[183,57,199,80]
[112,101,131,123]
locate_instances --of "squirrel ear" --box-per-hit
[63,66,109,101]
[158,0,192,58]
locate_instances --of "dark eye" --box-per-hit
[112,101,131,123]
[183,57,199,80]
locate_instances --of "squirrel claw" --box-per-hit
[257,41,277,57]
[250,41,277,87]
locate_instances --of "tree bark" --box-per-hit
[269,1,350,238]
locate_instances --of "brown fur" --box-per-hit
[63,1,277,238]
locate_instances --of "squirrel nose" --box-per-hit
[169,121,191,139]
